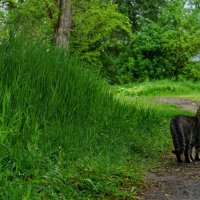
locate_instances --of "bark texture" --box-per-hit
[55,0,72,48]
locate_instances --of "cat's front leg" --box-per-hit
[172,150,184,162]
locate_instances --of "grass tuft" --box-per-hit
[0,41,179,199]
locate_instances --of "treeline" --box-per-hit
[0,0,200,83]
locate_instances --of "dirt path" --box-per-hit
[139,97,200,200]
[153,97,199,113]
[141,156,200,200]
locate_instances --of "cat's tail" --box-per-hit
[170,117,186,154]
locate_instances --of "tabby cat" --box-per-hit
[170,106,200,163]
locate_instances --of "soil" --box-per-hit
[153,97,200,113]
[138,97,200,200]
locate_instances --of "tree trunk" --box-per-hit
[55,0,72,48]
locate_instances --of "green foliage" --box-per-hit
[0,41,172,199]
[70,0,133,74]
[123,0,200,82]
[114,79,200,98]
[159,0,200,78]
[183,62,200,80]
[114,0,168,31]
[131,21,169,81]
[0,2,8,40]
[1,0,200,83]
[0,0,57,42]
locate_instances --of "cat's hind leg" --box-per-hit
[184,147,193,163]
[190,146,196,161]
[195,150,200,161]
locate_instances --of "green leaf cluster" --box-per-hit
[123,0,200,82]
[0,0,200,83]
[0,0,57,42]
[70,0,132,70]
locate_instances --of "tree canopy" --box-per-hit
[0,0,200,83]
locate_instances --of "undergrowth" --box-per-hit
[0,41,181,199]
[114,80,200,99]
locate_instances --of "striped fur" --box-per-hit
[170,106,200,163]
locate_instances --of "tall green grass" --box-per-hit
[0,41,171,199]
[114,79,200,99]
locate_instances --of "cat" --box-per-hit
[170,106,200,163]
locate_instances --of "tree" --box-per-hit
[129,0,200,80]
[0,0,57,43]
[113,0,168,31]
[159,0,200,78]
[54,0,72,48]
[188,0,200,8]
[0,2,7,41]
[70,0,132,76]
